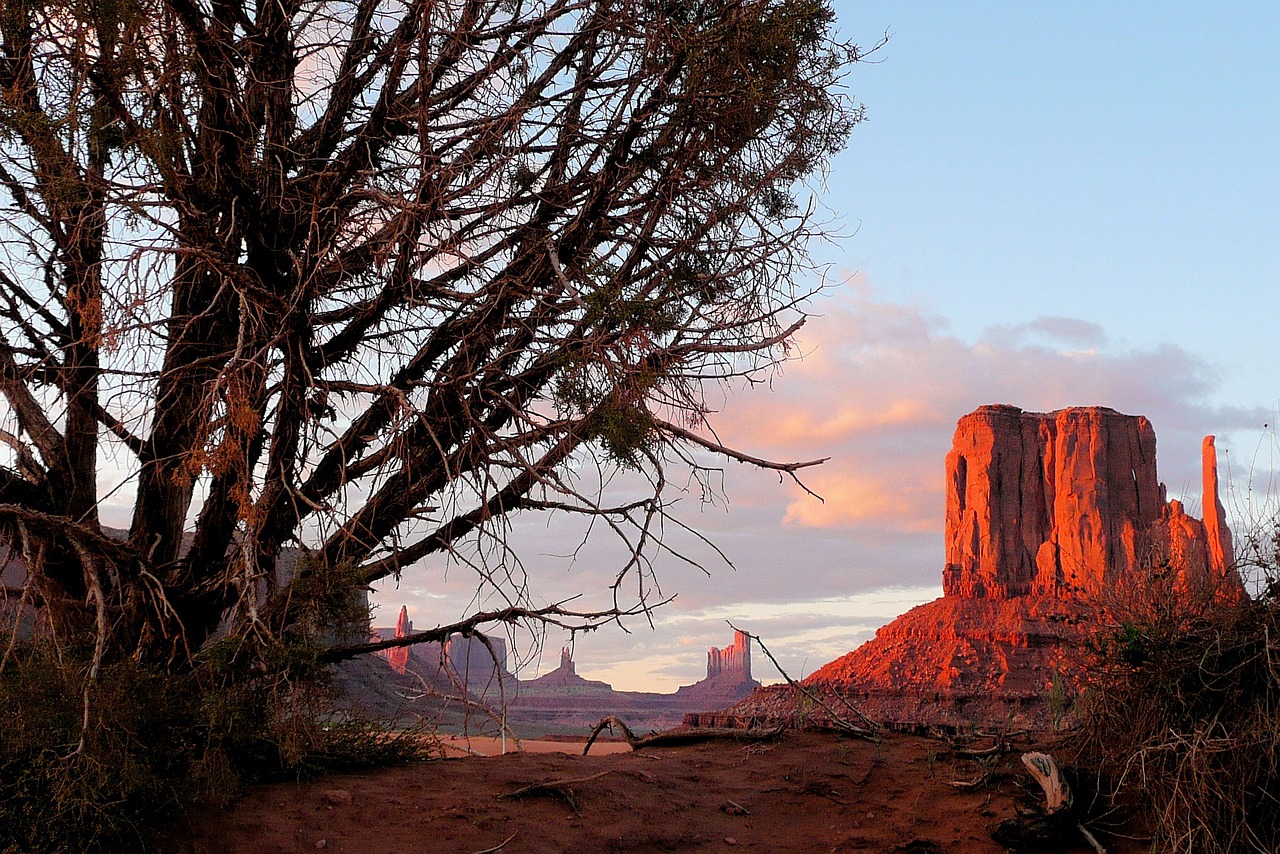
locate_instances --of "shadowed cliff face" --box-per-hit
[734,405,1247,730]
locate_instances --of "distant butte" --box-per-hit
[343,623,760,735]
[726,405,1246,730]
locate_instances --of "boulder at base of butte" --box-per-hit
[725,405,1246,730]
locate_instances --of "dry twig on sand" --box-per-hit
[497,771,614,815]
[470,831,519,854]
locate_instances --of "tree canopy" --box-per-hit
[0,0,864,670]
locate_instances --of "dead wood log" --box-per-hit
[582,715,785,755]
[991,752,1106,853]
[1022,751,1073,813]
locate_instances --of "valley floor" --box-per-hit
[168,730,1146,853]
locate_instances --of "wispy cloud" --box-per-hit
[710,280,1266,539]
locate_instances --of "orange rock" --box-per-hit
[943,405,1163,599]
[733,406,1249,729]
[1202,435,1238,584]
[385,605,411,674]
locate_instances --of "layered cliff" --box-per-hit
[942,405,1238,600]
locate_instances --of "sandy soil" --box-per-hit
[168,731,1144,853]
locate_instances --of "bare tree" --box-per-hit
[0,0,864,670]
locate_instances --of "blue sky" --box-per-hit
[828,2,1280,408]
[371,3,1280,692]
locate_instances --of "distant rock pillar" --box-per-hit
[733,629,752,680]
[560,646,575,674]
[706,631,751,680]
[387,605,411,674]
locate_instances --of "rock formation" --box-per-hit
[507,630,761,732]
[730,405,1247,729]
[707,630,751,680]
[1202,435,1236,577]
[941,405,1241,602]
[446,633,512,690]
[383,606,412,674]
[348,622,761,735]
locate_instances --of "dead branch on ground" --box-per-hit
[582,715,784,755]
[470,831,519,854]
[727,623,880,740]
[497,770,614,815]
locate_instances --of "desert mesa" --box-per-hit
[723,404,1246,730]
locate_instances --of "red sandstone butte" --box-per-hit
[707,630,751,679]
[384,605,411,674]
[733,405,1246,729]
[942,405,1240,601]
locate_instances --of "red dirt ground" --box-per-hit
[167,731,1146,853]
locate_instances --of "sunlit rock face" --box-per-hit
[731,405,1246,729]
[942,405,1241,602]
[383,605,412,674]
[947,407,1233,601]
[707,630,751,679]
[943,405,1162,599]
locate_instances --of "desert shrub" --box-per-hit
[0,641,431,854]
[1072,570,1280,852]
[0,647,209,853]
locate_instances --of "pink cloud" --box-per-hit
[709,284,1265,535]
[782,468,939,530]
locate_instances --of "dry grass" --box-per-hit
[1071,567,1280,852]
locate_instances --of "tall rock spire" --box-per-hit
[1202,435,1235,575]
[386,605,411,673]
